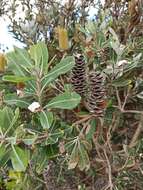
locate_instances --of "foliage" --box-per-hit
[0,0,143,190]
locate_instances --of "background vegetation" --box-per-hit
[0,0,143,189]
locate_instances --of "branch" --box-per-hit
[113,105,143,115]
[129,115,143,148]
[103,148,113,190]
[115,87,122,109]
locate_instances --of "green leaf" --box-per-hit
[137,91,143,99]
[7,170,22,190]
[32,145,58,174]
[6,52,25,76]
[78,145,90,171]
[0,145,6,160]
[112,79,132,87]
[0,106,14,132]
[68,144,79,170]
[68,139,90,171]
[14,47,33,69]
[23,134,37,145]
[25,80,37,95]
[46,144,59,159]
[2,75,34,83]
[29,41,48,74]
[81,139,92,151]
[6,47,33,76]
[31,147,48,174]
[41,56,75,92]
[124,60,141,73]
[11,146,29,172]
[6,137,17,145]
[46,92,81,110]
[86,119,97,141]
[39,111,53,129]
[4,94,30,108]
[0,146,11,167]
[43,129,64,145]
[5,108,20,135]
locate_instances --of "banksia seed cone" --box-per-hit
[86,71,106,116]
[71,54,87,97]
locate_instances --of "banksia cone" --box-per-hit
[58,27,69,50]
[86,71,106,116]
[71,54,87,97]
[0,53,7,72]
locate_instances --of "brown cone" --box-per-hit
[71,53,87,97]
[86,71,106,116]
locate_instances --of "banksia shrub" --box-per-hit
[85,71,106,116]
[71,54,87,97]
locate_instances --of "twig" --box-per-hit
[111,112,121,133]
[129,115,143,148]
[103,148,113,190]
[113,105,143,115]
[122,90,129,110]
[115,87,122,109]
[122,110,143,114]
[114,87,143,114]
[72,115,92,126]
[47,54,57,70]
[106,124,113,152]
[35,69,42,104]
